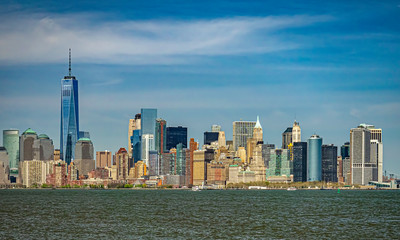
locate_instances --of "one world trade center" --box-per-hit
[60,49,79,164]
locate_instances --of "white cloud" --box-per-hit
[0,12,331,65]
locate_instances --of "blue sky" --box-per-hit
[0,1,399,176]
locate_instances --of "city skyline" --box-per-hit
[0,1,399,175]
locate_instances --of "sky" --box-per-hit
[0,0,399,176]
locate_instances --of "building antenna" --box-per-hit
[69,48,71,76]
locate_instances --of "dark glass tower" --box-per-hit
[322,144,338,182]
[60,49,79,164]
[293,142,307,182]
[204,132,219,145]
[166,126,187,150]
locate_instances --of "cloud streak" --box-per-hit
[0,12,332,65]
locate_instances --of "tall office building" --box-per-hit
[33,134,54,161]
[204,132,219,145]
[233,120,256,151]
[341,142,350,158]
[155,118,167,154]
[166,126,188,150]
[141,109,157,137]
[3,130,19,175]
[78,131,90,139]
[282,127,293,149]
[371,140,383,183]
[266,149,292,180]
[140,108,156,160]
[307,134,322,182]
[74,138,95,176]
[60,49,79,164]
[211,125,221,132]
[322,144,338,182]
[189,138,198,185]
[262,144,275,168]
[292,121,301,143]
[350,125,375,185]
[115,148,129,180]
[20,128,38,162]
[0,147,10,184]
[96,150,112,168]
[131,129,141,163]
[293,142,307,182]
[128,113,141,157]
[141,134,154,170]
[176,143,186,176]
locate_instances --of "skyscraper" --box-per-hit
[128,113,141,157]
[293,142,307,182]
[307,134,322,182]
[33,134,54,161]
[233,120,256,151]
[74,138,95,177]
[211,125,221,132]
[60,49,79,164]
[292,121,301,143]
[282,127,293,149]
[350,125,377,185]
[155,118,167,154]
[322,144,338,182]
[141,133,154,170]
[19,128,38,162]
[166,126,188,150]
[140,109,156,160]
[204,132,219,145]
[96,150,112,168]
[340,142,350,158]
[3,130,19,175]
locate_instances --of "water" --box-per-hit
[0,189,399,239]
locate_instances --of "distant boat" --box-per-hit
[287,187,297,191]
[192,186,201,191]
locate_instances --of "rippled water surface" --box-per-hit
[0,189,399,239]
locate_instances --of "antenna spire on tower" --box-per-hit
[69,48,71,76]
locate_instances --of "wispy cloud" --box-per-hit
[0,12,332,65]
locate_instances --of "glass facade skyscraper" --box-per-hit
[307,135,322,181]
[166,126,188,150]
[293,142,307,182]
[3,130,19,174]
[60,51,79,164]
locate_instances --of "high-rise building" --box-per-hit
[115,148,129,180]
[189,138,198,185]
[370,140,383,183]
[21,160,51,187]
[3,130,19,175]
[204,132,219,145]
[19,128,38,162]
[96,150,112,168]
[307,134,322,182]
[218,131,226,148]
[341,142,350,158]
[78,131,90,139]
[292,121,301,143]
[131,129,142,163]
[74,138,95,177]
[282,127,293,149]
[60,49,79,164]
[233,120,256,151]
[166,126,188,150]
[128,113,141,157]
[176,143,186,176]
[141,108,157,137]
[155,118,167,154]
[54,149,60,161]
[148,150,159,176]
[0,147,10,184]
[33,134,54,161]
[211,125,221,132]
[253,116,263,143]
[322,144,338,182]
[293,142,307,182]
[141,134,154,169]
[350,125,376,185]
[266,149,292,181]
[262,144,275,168]
[192,149,214,186]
